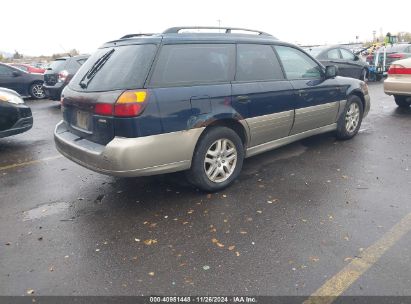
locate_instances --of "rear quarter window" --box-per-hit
[149,44,235,86]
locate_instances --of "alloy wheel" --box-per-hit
[204,138,237,183]
[345,103,360,133]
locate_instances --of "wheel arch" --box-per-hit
[205,119,249,148]
[349,89,366,111]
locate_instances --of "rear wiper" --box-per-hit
[79,48,115,89]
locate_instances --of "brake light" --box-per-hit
[95,103,114,116]
[388,64,411,75]
[58,70,69,83]
[388,53,406,59]
[93,90,148,117]
[114,90,148,117]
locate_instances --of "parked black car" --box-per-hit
[0,63,45,99]
[0,88,33,138]
[55,26,370,192]
[43,55,89,101]
[304,45,369,81]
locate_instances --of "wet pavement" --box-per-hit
[0,82,410,297]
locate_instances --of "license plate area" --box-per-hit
[73,110,92,133]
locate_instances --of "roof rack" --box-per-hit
[162,26,273,37]
[120,33,156,39]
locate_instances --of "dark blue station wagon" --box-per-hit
[54,27,370,192]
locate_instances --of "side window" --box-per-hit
[150,44,235,86]
[275,46,322,80]
[0,65,13,76]
[236,44,284,81]
[327,49,340,59]
[340,49,355,60]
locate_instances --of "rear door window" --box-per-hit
[236,44,284,81]
[275,46,322,80]
[150,44,235,86]
[327,49,341,59]
[70,44,157,91]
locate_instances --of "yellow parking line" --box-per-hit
[303,212,411,304]
[0,155,63,171]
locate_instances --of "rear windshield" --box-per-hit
[69,44,157,92]
[48,59,67,71]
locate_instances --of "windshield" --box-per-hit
[70,44,157,92]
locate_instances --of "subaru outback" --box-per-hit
[54,27,370,192]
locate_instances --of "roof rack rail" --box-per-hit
[120,33,156,39]
[162,26,272,36]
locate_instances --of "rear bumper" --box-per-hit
[0,116,33,138]
[43,83,65,100]
[54,121,204,177]
[384,77,411,96]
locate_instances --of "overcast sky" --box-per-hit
[2,0,410,56]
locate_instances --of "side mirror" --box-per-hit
[325,65,338,79]
[12,70,22,77]
[354,55,360,61]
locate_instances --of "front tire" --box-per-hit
[187,127,244,192]
[394,95,411,108]
[29,82,45,99]
[336,95,363,140]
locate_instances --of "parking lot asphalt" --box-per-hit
[0,82,410,297]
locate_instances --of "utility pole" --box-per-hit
[217,19,221,32]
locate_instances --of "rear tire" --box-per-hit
[336,95,363,140]
[394,95,411,108]
[187,127,244,192]
[29,82,45,99]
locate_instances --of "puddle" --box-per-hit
[23,201,70,221]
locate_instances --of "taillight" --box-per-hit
[388,53,406,59]
[94,90,148,117]
[58,70,69,83]
[388,64,411,75]
[114,90,148,117]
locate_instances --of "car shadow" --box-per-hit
[393,106,411,116]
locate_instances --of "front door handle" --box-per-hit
[298,90,309,98]
[236,95,250,103]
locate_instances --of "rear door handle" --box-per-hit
[236,95,250,103]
